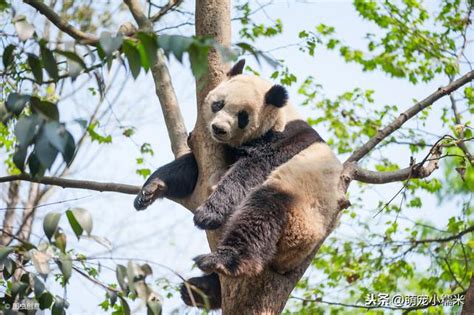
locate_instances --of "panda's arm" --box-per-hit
[193,156,271,230]
[134,153,198,210]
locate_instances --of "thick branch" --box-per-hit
[462,275,474,315]
[23,0,99,45]
[150,0,184,23]
[124,0,152,31]
[1,182,20,245]
[351,155,440,184]
[346,70,474,163]
[0,174,139,194]
[17,183,39,241]
[124,0,189,158]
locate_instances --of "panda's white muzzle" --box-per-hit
[210,114,233,142]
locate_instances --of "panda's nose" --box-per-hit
[212,124,227,135]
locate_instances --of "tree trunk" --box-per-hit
[462,275,474,315]
[191,2,342,314]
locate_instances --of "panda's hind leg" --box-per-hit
[194,186,293,277]
[180,273,221,309]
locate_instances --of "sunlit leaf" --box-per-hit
[43,211,61,241]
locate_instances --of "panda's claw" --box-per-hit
[193,208,225,230]
[193,254,219,274]
[134,178,167,211]
[194,249,247,277]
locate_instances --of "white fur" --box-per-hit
[203,75,297,147]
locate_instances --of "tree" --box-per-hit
[1,0,473,314]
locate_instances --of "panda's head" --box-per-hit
[203,60,289,147]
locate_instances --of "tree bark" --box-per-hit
[462,275,474,315]
[192,1,325,314]
[1,182,20,245]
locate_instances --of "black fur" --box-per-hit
[211,100,225,113]
[227,59,246,77]
[180,273,221,309]
[194,186,293,277]
[237,110,249,129]
[265,84,288,108]
[134,153,198,210]
[193,120,323,230]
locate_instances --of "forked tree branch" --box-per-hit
[26,0,189,157]
[346,70,474,163]
[124,0,189,157]
[24,0,99,45]
[350,145,442,184]
[150,0,184,23]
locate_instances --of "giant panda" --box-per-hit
[134,60,344,309]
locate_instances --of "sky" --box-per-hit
[1,1,472,314]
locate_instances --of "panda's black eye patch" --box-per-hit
[238,111,249,129]
[211,100,225,113]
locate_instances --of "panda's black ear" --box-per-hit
[265,84,288,108]
[227,59,246,77]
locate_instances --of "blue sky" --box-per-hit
[1,1,471,314]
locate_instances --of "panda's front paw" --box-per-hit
[194,249,263,277]
[134,178,167,210]
[193,206,225,230]
[194,252,237,276]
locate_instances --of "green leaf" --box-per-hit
[66,208,92,238]
[3,257,16,279]
[57,253,72,282]
[158,35,192,62]
[43,121,76,164]
[55,50,87,69]
[35,127,59,169]
[55,50,87,80]
[147,298,162,315]
[54,229,67,253]
[66,209,83,238]
[6,93,30,115]
[27,53,43,83]
[138,32,158,69]
[52,296,67,315]
[38,292,54,310]
[30,96,59,120]
[119,296,131,315]
[13,145,28,171]
[14,114,41,148]
[87,121,112,143]
[189,43,209,80]
[122,40,141,79]
[11,281,29,300]
[0,246,14,264]
[116,264,128,292]
[13,15,35,41]
[99,31,124,56]
[43,211,61,241]
[3,44,15,69]
[28,152,45,177]
[40,46,59,81]
[32,275,46,298]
